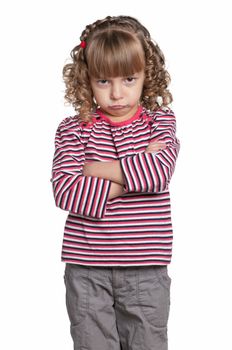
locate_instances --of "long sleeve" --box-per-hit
[51,117,111,218]
[120,108,180,193]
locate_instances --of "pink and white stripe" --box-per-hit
[52,106,180,266]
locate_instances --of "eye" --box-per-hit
[96,79,109,85]
[124,76,137,84]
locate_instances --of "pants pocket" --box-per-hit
[138,267,171,328]
[64,264,90,327]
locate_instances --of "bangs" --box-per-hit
[86,30,145,78]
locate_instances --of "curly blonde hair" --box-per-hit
[63,15,173,121]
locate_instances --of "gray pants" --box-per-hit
[64,264,171,350]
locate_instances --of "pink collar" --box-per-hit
[96,106,143,126]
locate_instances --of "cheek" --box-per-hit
[132,87,143,100]
[94,90,107,106]
[92,89,100,100]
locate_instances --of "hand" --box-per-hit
[146,141,167,153]
[108,182,125,200]
[83,162,93,177]
[83,160,124,185]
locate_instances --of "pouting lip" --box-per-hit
[108,105,128,109]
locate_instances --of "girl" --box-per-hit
[52,15,180,350]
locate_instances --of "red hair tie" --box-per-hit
[80,40,86,49]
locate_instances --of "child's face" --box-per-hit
[90,70,145,121]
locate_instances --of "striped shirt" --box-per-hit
[52,106,180,266]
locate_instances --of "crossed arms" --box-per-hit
[83,141,167,199]
[52,112,180,218]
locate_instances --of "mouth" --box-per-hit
[108,105,128,110]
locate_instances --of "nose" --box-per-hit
[110,82,123,100]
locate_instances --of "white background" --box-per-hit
[0,0,232,349]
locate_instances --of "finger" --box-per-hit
[146,144,167,153]
[147,144,166,151]
[149,142,167,147]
